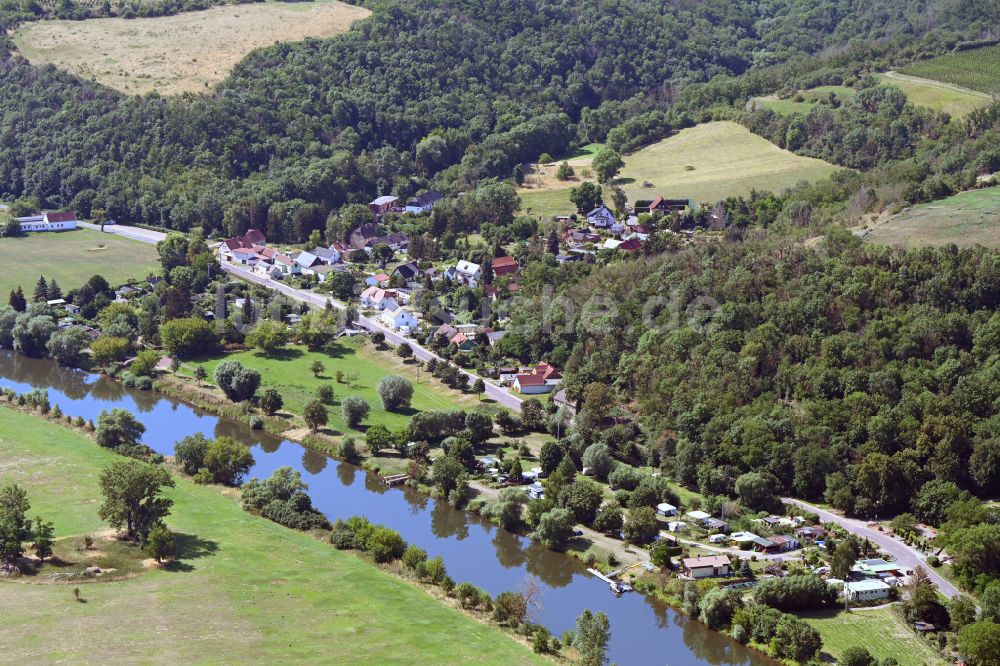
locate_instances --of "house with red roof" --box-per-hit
[491,255,518,277]
[16,211,78,232]
[513,362,562,394]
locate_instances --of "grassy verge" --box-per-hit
[800,607,945,666]
[0,404,548,664]
[0,227,159,297]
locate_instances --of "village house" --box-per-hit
[393,261,422,282]
[491,255,518,277]
[634,196,689,215]
[16,211,78,232]
[218,229,267,262]
[360,286,400,310]
[404,190,443,214]
[513,362,562,395]
[295,251,324,273]
[381,304,418,332]
[367,231,409,251]
[852,558,905,579]
[368,195,399,216]
[586,204,616,228]
[454,260,482,287]
[565,229,601,245]
[310,247,342,265]
[794,526,828,541]
[552,388,578,417]
[365,273,392,287]
[349,223,381,250]
[681,555,732,579]
[310,265,342,282]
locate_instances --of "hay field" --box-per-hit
[13,0,370,95]
[865,186,1000,248]
[617,121,840,203]
[880,71,991,117]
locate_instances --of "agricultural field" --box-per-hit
[880,71,991,117]
[179,337,486,434]
[900,45,1000,96]
[0,227,159,298]
[518,122,839,218]
[864,186,1000,248]
[801,608,945,666]
[616,122,840,204]
[0,407,542,664]
[13,0,370,95]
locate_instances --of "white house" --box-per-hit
[17,211,78,232]
[295,251,323,272]
[381,305,418,332]
[455,260,482,287]
[310,247,341,265]
[360,287,400,310]
[843,580,891,602]
[404,190,443,214]
[586,204,616,228]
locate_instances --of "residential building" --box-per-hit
[368,195,399,215]
[586,204,616,228]
[295,251,324,272]
[454,260,482,287]
[513,362,562,395]
[16,211,78,232]
[360,287,399,310]
[310,247,342,265]
[349,223,381,249]
[381,305,418,331]
[491,255,518,277]
[393,261,422,282]
[843,580,891,602]
[852,559,905,578]
[681,556,732,579]
[404,190,443,214]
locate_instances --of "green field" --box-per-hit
[754,85,856,116]
[180,337,484,434]
[880,71,991,117]
[617,121,840,204]
[900,45,1000,96]
[865,186,1000,248]
[0,227,159,298]
[802,608,944,666]
[0,406,543,664]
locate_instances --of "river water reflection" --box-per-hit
[0,351,772,666]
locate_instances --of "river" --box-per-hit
[0,351,771,666]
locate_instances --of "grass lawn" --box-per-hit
[0,406,544,664]
[865,186,1000,248]
[899,45,1000,96]
[180,337,487,435]
[14,0,369,95]
[616,121,840,203]
[753,86,855,116]
[801,607,945,666]
[0,227,159,298]
[880,71,991,117]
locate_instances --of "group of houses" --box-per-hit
[666,510,813,557]
[220,230,343,282]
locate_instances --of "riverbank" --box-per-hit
[0,400,554,664]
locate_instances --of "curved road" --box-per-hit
[84,223,523,411]
[783,498,960,599]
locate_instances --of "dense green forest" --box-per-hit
[0,0,998,239]
[500,231,1000,520]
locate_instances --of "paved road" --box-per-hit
[79,222,167,244]
[219,262,524,411]
[783,498,961,599]
[81,222,524,411]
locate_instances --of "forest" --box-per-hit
[0,0,998,241]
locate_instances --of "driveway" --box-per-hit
[783,498,961,599]
[220,263,524,412]
[78,222,166,245]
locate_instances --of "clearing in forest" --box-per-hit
[520,122,839,218]
[13,0,370,96]
[864,186,1000,248]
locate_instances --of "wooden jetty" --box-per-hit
[382,473,409,487]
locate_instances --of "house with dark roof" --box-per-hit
[310,247,342,265]
[405,190,443,214]
[586,204,616,228]
[393,261,422,282]
[349,223,381,249]
[368,231,409,251]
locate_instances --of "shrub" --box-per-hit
[316,383,336,405]
[402,544,428,570]
[249,416,264,430]
[258,388,283,416]
[214,360,261,402]
[377,375,413,411]
[365,526,406,563]
[341,396,370,428]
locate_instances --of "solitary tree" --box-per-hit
[98,460,175,541]
[342,396,370,428]
[96,409,146,452]
[144,523,176,563]
[193,365,208,386]
[396,343,413,360]
[575,609,611,666]
[259,387,284,416]
[304,400,328,431]
[32,516,55,563]
[473,378,486,400]
[310,360,326,377]
[377,375,414,411]
[592,148,624,184]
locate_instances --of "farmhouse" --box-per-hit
[16,211,78,232]
[681,556,732,579]
[404,190,443,214]
[586,204,616,228]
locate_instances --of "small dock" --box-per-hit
[382,473,409,487]
[587,568,633,594]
